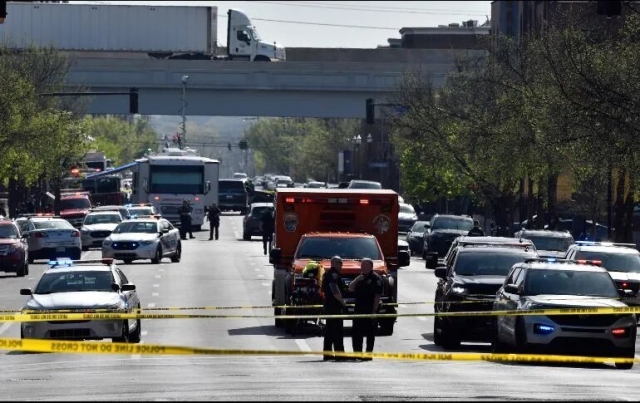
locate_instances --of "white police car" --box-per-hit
[102,218,181,264]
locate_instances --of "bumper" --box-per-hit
[102,243,158,261]
[30,246,81,260]
[0,255,25,271]
[21,319,125,340]
[444,300,494,341]
[522,314,636,353]
[81,235,108,248]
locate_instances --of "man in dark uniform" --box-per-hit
[207,202,222,241]
[322,255,347,361]
[260,206,275,255]
[348,258,383,361]
[178,199,195,240]
[467,220,485,237]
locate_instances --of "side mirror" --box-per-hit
[20,288,32,296]
[111,283,120,292]
[504,284,520,294]
[161,228,169,234]
[269,248,282,264]
[425,252,438,269]
[434,267,447,279]
[121,284,136,292]
[398,250,411,267]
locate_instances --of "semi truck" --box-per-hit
[269,189,411,336]
[0,2,285,61]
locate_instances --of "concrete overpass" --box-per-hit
[65,56,453,118]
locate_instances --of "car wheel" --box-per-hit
[151,246,162,264]
[435,316,460,350]
[128,316,142,344]
[515,318,529,353]
[491,319,507,353]
[274,307,283,328]
[243,232,250,241]
[82,246,89,252]
[28,256,34,265]
[123,259,133,265]
[113,321,129,343]
[171,242,182,263]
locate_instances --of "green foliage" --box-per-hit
[82,115,159,166]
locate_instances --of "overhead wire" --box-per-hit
[249,1,489,16]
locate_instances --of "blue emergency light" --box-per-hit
[48,258,74,267]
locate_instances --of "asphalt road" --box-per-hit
[0,215,638,400]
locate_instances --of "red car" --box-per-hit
[0,220,28,277]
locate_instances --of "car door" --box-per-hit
[162,220,178,254]
[114,268,138,331]
[496,267,522,340]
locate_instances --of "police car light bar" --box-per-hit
[48,258,114,267]
[524,258,602,266]
[575,241,637,249]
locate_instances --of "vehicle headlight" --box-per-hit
[451,286,467,295]
[140,240,155,246]
[24,302,44,311]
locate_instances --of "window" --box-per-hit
[574,251,640,273]
[454,251,533,276]
[128,207,155,217]
[116,268,129,284]
[521,235,573,252]
[113,222,158,234]
[431,217,473,231]
[0,225,19,239]
[60,198,91,210]
[33,220,74,230]
[219,180,247,194]
[410,221,430,233]
[35,271,115,294]
[524,269,618,298]
[237,29,251,43]
[149,165,204,194]
[84,214,122,225]
[505,267,521,286]
[251,206,271,218]
[295,237,382,260]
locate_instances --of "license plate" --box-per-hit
[56,246,65,252]
[226,195,233,199]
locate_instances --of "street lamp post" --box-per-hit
[180,75,189,149]
[353,135,362,179]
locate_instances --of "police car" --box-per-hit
[80,211,123,251]
[102,217,181,264]
[20,258,142,342]
[126,204,157,218]
[17,215,82,263]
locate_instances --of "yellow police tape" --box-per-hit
[1,305,640,322]
[0,338,635,365]
[2,296,631,314]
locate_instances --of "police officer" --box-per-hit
[207,202,222,241]
[178,199,195,240]
[348,258,382,361]
[322,256,347,361]
[467,220,485,237]
[260,206,275,255]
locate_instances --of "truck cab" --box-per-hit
[269,189,411,336]
[59,192,92,228]
[226,9,285,61]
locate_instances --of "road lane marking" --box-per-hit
[147,303,156,308]
[152,293,159,297]
[81,251,90,259]
[418,317,427,321]
[153,284,160,288]
[159,268,164,272]
[155,275,161,279]
[254,268,260,272]
[250,262,256,266]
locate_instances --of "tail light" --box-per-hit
[612,328,627,337]
[34,232,48,238]
[71,231,80,237]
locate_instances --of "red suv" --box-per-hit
[0,221,28,277]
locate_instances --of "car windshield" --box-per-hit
[432,217,474,231]
[112,222,158,234]
[128,207,154,216]
[349,181,381,189]
[411,221,430,233]
[0,225,19,239]
[251,206,272,217]
[455,251,534,276]
[400,204,415,214]
[219,181,246,194]
[522,235,573,252]
[33,220,74,230]
[34,271,115,294]
[296,237,382,260]
[575,251,640,273]
[524,269,619,298]
[84,214,121,225]
[60,198,91,210]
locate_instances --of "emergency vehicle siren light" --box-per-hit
[48,258,114,267]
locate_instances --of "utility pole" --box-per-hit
[180,75,189,149]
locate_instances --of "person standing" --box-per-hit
[207,202,222,241]
[178,199,195,240]
[467,220,486,237]
[260,207,275,255]
[321,256,347,361]
[348,258,382,361]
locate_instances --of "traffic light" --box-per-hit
[597,0,621,16]
[366,98,375,124]
[238,139,248,150]
[129,88,138,114]
[0,1,6,24]
[227,143,232,151]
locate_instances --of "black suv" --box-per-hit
[422,214,473,261]
[514,229,574,259]
[433,243,538,349]
[218,179,249,214]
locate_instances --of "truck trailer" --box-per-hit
[0,2,285,61]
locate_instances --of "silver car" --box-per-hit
[17,217,82,263]
[80,211,123,251]
[102,218,181,264]
[20,259,142,343]
[492,258,636,369]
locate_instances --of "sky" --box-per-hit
[71,1,492,48]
